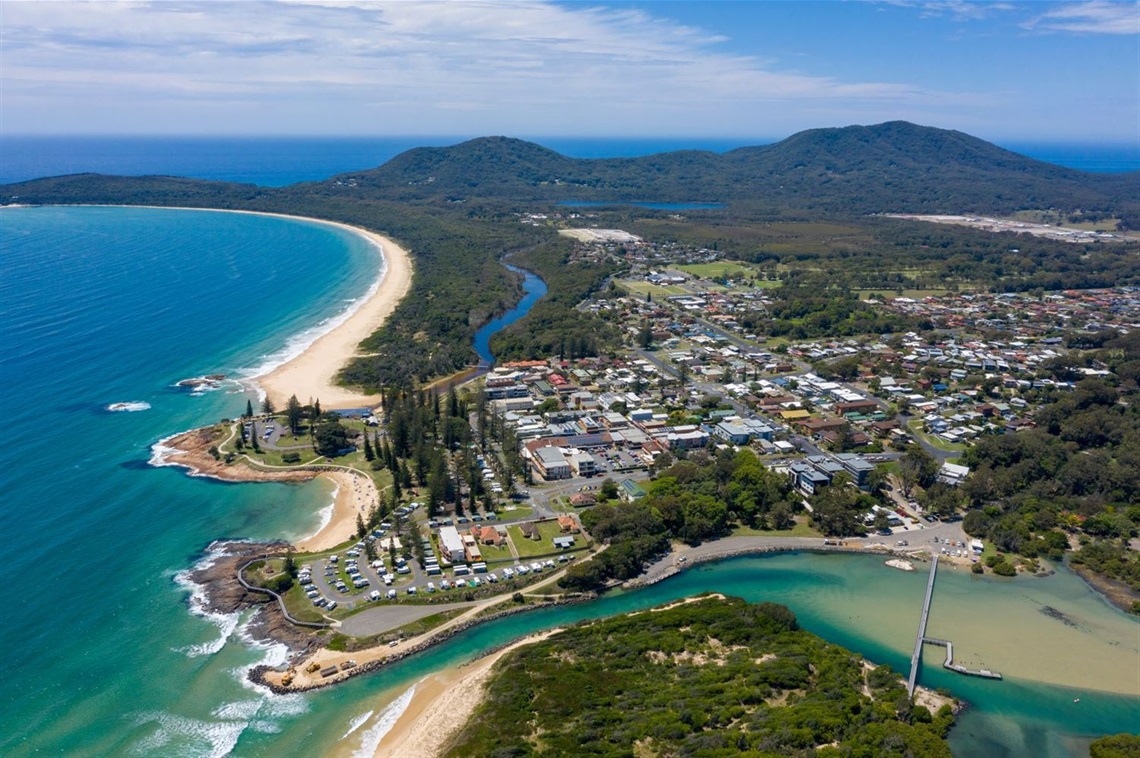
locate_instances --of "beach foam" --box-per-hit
[353,683,418,758]
[342,709,375,740]
[292,481,337,544]
[107,401,151,412]
[242,244,384,385]
[130,710,247,758]
[172,546,243,658]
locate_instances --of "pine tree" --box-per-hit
[245,399,254,418]
[363,434,375,461]
[261,395,275,416]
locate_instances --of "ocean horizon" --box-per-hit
[1,134,1137,187]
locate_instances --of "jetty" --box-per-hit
[921,638,1003,680]
[907,555,939,696]
[907,555,1002,696]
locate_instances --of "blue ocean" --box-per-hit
[1,135,1136,186]
[0,146,1137,756]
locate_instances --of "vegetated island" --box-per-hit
[427,595,957,758]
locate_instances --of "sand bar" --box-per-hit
[373,630,562,757]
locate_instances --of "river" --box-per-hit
[231,551,1138,757]
[471,263,548,366]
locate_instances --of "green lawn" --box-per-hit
[477,542,515,563]
[508,521,571,558]
[730,517,821,538]
[498,504,535,521]
[618,279,687,297]
[281,583,328,624]
[906,419,967,453]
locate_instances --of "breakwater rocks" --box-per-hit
[249,596,592,694]
[189,540,317,652]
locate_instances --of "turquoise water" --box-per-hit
[1,206,1136,756]
[0,206,379,755]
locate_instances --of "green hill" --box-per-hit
[308,121,1136,215]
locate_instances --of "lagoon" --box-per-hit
[240,552,1138,757]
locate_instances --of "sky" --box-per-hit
[1,1,1138,143]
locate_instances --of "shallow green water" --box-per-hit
[234,552,1139,757]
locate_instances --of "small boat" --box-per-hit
[1074,698,1080,703]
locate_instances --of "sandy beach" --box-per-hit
[295,469,379,552]
[251,216,413,410]
[374,630,562,758]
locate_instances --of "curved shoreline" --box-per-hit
[84,204,413,410]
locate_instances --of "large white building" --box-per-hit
[438,526,466,563]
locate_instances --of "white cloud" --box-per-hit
[1024,1,1140,35]
[0,0,959,134]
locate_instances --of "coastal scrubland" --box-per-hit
[444,595,955,757]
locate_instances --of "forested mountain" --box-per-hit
[7,122,1137,217]
[317,121,1137,215]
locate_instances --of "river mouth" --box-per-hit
[321,551,1137,758]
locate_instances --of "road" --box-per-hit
[639,519,972,585]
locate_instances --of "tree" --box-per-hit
[873,509,892,534]
[244,399,253,419]
[770,501,794,531]
[363,433,375,461]
[285,394,303,436]
[261,395,275,416]
[638,320,653,349]
[899,446,939,496]
[313,418,349,457]
[600,478,619,501]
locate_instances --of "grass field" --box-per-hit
[498,504,535,521]
[618,279,688,297]
[676,261,755,279]
[477,542,515,563]
[730,517,821,539]
[906,419,967,453]
[508,521,568,557]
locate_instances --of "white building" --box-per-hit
[438,526,466,563]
